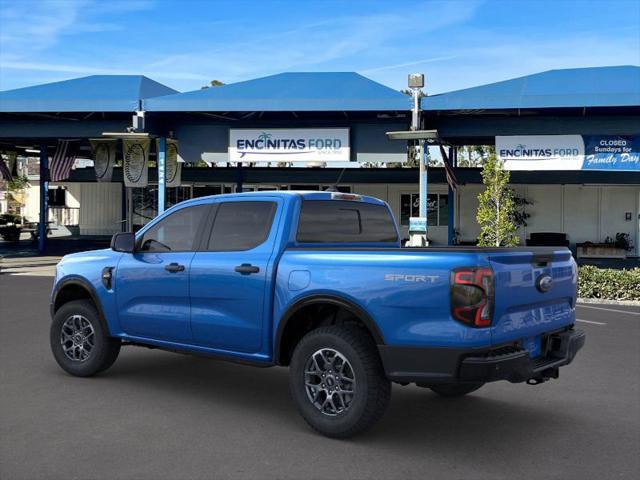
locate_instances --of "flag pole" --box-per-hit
[38,144,48,254]
[447,146,455,245]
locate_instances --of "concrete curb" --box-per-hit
[577,298,640,307]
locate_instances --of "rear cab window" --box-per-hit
[296,200,399,244]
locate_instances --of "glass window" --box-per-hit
[132,187,157,231]
[139,205,209,252]
[193,185,222,198]
[297,200,398,243]
[400,193,448,227]
[207,202,277,251]
[427,194,438,226]
[439,194,449,227]
[167,186,192,208]
[48,188,66,207]
[400,193,419,226]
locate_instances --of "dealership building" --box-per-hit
[0,66,639,255]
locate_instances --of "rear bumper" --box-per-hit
[378,328,585,384]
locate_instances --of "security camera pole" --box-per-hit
[408,73,427,247]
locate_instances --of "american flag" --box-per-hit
[439,145,458,190]
[0,156,12,181]
[49,140,78,182]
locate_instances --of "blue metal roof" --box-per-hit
[0,75,178,113]
[145,72,411,112]
[422,66,640,111]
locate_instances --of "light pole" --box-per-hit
[408,73,428,247]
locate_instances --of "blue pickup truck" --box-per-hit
[50,191,585,437]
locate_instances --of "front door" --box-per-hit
[116,203,210,343]
[190,199,280,353]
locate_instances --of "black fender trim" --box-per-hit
[51,276,112,335]
[274,294,385,365]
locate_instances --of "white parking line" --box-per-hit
[576,318,607,326]
[576,304,640,316]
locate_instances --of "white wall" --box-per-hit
[77,182,122,235]
[457,184,482,244]
[524,186,563,234]
[46,180,639,255]
[599,187,638,253]
[562,186,599,243]
[22,181,40,222]
[455,183,639,256]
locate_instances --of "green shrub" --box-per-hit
[578,265,640,301]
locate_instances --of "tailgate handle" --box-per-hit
[531,253,553,266]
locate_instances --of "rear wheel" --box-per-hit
[289,325,391,438]
[50,299,121,377]
[428,382,484,397]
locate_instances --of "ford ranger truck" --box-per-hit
[50,191,585,438]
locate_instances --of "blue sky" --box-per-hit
[0,0,638,94]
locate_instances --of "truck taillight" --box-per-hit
[450,267,494,327]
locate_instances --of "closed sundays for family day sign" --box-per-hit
[229,128,350,162]
[496,135,640,171]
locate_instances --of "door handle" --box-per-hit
[234,263,260,275]
[165,262,185,273]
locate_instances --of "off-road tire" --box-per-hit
[50,299,121,377]
[289,325,391,438]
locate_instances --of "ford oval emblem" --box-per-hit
[536,274,553,293]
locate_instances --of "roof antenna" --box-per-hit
[325,167,346,192]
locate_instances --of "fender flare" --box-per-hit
[51,276,112,335]
[274,294,385,365]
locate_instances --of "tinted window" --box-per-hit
[139,205,209,252]
[207,201,276,251]
[297,200,398,243]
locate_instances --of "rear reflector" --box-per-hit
[450,267,494,327]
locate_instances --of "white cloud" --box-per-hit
[0,0,153,56]
[361,56,459,74]
[1,0,637,94]
[132,1,484,89]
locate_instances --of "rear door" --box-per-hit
[489,248,577,355]
[116,203,210,343]
[189,198,281,353]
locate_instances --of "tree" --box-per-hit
[201,79,225,89]
[476,153,519,247]
[457,145,495,167]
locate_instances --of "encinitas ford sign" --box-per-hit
[497,135,584,170]
[229,128,350,162]
[497,135,640,171]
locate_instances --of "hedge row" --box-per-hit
[578,265,640,301]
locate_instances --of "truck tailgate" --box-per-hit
[488,248,577,355]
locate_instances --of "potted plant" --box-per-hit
[577,233,633,259]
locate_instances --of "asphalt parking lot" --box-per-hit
[1,273,638,480]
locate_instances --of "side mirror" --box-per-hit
[111,232,136,253]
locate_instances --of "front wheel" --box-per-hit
[289,325,391,438]
[50,299,121,377]
[428,382,484,397]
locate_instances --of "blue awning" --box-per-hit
[422,66,640,111]
[0,75,178,113]
[145,72,411,112]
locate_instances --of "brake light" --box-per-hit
[450,267,494,327]
[330,192,362,201]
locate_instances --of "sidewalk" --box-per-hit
[0,255,61,276]
[0,235,109,276]
[0,235,111,259]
